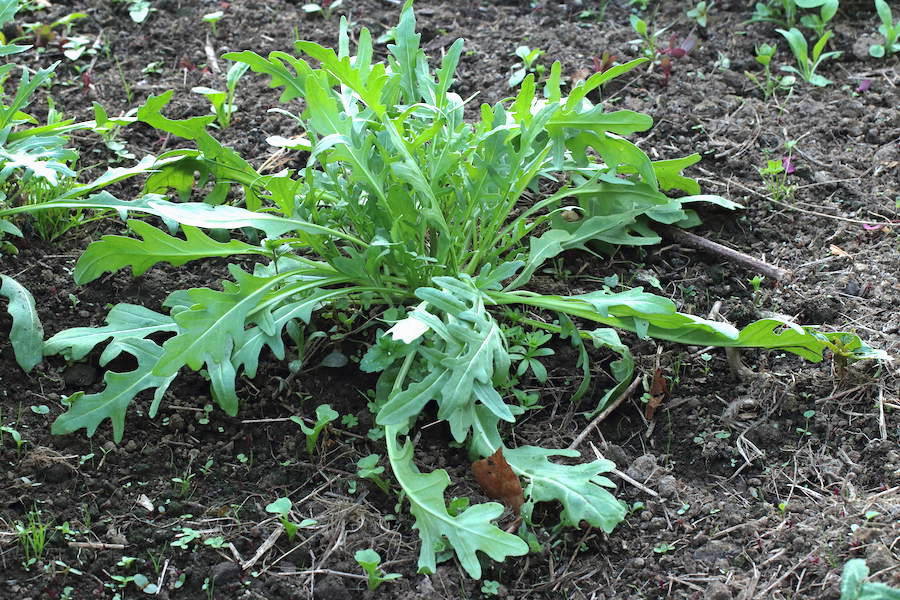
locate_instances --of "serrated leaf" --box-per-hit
[0,274,43,372]
[44,303,177,361]
[153,265,289,377]
[386,428,528,578]
[51,339,177,442]
[74,219,264,284]
[376,368,448,426]
[505,446,625,532]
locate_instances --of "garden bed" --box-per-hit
[1,0,898,598]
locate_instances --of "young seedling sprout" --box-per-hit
[202,11,224,37]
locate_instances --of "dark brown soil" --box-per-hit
[1,1,898,599]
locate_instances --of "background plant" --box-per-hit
[0,1,883,580]
[750,0,838,35]
[870,0,899,58]
[776,27,841,86]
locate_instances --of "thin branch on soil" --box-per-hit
[659,224,793,282]
[589,442,659,498]
[68,542,125,550]
[568,375,642,450]
[700,175,897,227]
[241,524,283,571]
[274,568,368,581]
[759,553,812,597]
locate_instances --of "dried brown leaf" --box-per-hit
[645,367,668,420]
[472,447,524,516]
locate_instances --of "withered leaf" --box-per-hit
[472,447,524,516]
[644,367,668,420]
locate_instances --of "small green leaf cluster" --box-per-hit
[686,2,713,28]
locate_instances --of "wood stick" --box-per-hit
[68,542,125,550]
[568,375,642,450]
[660,224,793,282]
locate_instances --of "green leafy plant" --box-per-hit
[357,454,391,494]
[508,45,545,88]
[745,43,795,99]
[840,558,900,600]
[750,0,838,35]
[0,2,884,580]
[354,549,401,591]
[870,0,900,57]
[776,28,841,87]
[291,404,339,455]
[192,62,250,129]
[686,1,713,27]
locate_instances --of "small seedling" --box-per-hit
[192,62,249,129]
[749,275,765,293]
[481,580,502,596]
[171,527,202,549]
[16,510,50,567]
[870,0,900,58]
[171,468,194,498]
[291,404,339,455]
[508,45,545,87]
[659,34,696,85]
[357,454,391,494]
[202,11,224,37]
[508,330,554,383]
[354,549,401,591]
[745,43,795,99]
[686,1,713,28]
[653,542,675,554]
[302,0,344,18]
[776,28,841,87]
[265,497,317,542]
[758,158,794,202]
[796,409,815,436]
[629,15,666,60]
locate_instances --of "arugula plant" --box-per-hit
[870,0,900,58]
[776,28,841,86]
[1,2,883,579]
[840,558,900,600]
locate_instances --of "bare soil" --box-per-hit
[1,1,898,599]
